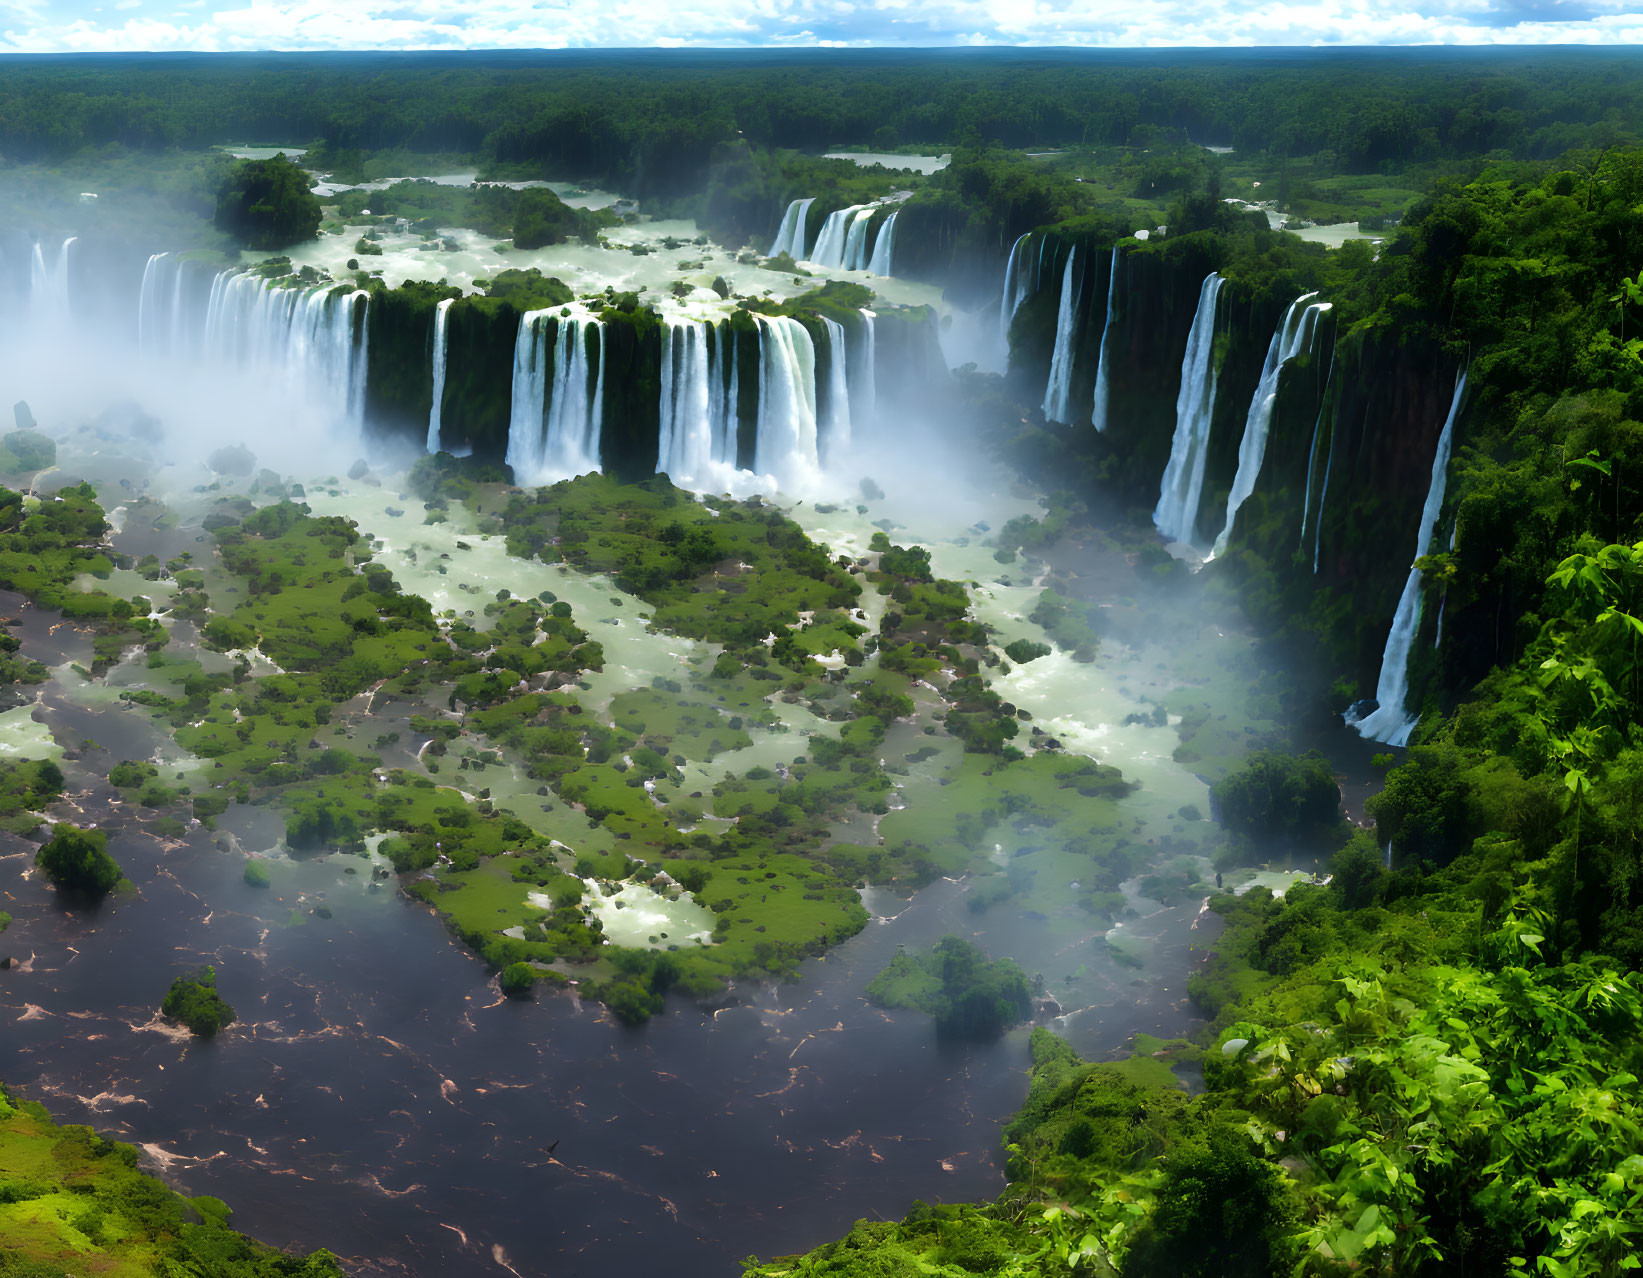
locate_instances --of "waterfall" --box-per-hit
[854,308,877,433]
[753,314,820,493]
[1089,245,1121,433]
[505,310,553,484]
[1041,246,1079,425]
[507,310,607,486]
[658,318,718,485]
[769,198,816,260]
[138,252,168,352]
[867,210,898,276]
[809,206,866,269]
[1207,293,1330,558]
[843,208,876,271]
[29,237,74,327]
[715,326,740,464]
[1432,527,1458,650]
[198,271,369,429]
[819,317,852,466]
[1348,371,1468,747]
[1152,272,1225,545]
[998,233,1032,352]
[1298,345,1338,552]
[426,297,454,454]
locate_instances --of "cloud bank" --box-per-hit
[7,0,1643,52]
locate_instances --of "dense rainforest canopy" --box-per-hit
[2,48,1642,198]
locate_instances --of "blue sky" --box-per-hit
[5,0,1643,51]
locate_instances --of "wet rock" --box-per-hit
[12,400,36,431]
[208,443,255,476]
[347,459,370,481]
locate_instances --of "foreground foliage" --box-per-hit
[0,1083,342,1277]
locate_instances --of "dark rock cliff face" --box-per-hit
[1003,235,1465,706]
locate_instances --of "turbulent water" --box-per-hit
[1088,245,1121,434]
[1152,272,1225,545]
[1040,246,1080,425]
[1349,370,1467,746]
[1208,293,1330,558]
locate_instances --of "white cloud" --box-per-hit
[2,0,1643,50]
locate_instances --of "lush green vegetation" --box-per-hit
[866,936,1034,1039]
[1209,750,1347,855]
[0,1082,342,1276]
[214,153,321,249]
[160,967,237,1038]
[34,826,124,899]
[0,759,63,836]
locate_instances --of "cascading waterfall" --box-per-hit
[1298,344,1338,552]
[853,308,877,433]
[1041,246,1080,425]
[658,319,716,485]
[714,326,740,465]
[426,297,454,454]
[809,206,866,269]
[769,198,816,260]
[999,232,1032,351]
[753,314,820,493]
[866,210,897,276]
[1312,396,1342,574]
[29,237,74,326]
[505,309,605,486]
[1432,527,1458,650]
[1347,370,1468,747]
[137,252,168,352]
[1207,293,1330,558]
[842,208,876,271]
[1152,272,1225,544]
[199,271,370,428]
[819,316,852,465]
[1089,245,1121,433]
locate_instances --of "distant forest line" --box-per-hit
[2,48,1642,198]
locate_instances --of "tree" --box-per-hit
[35,824,123,897]
[214,154,321,250]
[161,966,236,1037]
[511,188,586,249]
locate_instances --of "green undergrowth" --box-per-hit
[0,1083,342,1277]
[866,935,1034,1039]
[0,483,165,670]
